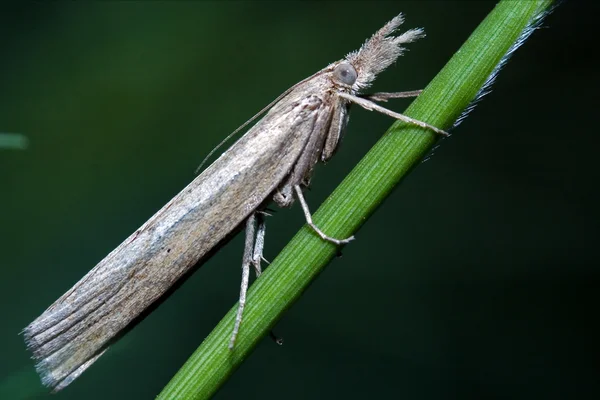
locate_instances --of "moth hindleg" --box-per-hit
[294,185,354,245]
[252,212,267,277]
[230,212,262,349]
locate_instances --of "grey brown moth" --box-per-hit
[23,13,448,392]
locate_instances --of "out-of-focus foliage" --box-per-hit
[0,133,27,150]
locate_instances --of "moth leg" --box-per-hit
[337,92,449,137]
[362,90,422,102]
[250,212,282,344]
[273,184,295,208]
[294,185,354,245]
[252,213,266,277]
[269,331,284,346]
[230,213,258,349]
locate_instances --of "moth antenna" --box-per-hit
[346,13,425,90]
[195,69,329,174]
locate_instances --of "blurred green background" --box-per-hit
[1,1,597,399]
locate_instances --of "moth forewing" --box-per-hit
[24,95,323,390]
[24,13,448,391]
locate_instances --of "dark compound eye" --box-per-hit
[333,62,357,86]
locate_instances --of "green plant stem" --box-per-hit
[158,1,554,399]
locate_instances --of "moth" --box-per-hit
[24,14,448,391]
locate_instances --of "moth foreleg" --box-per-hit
[362,90,422,102]
[337,92,449,137]
[230,213,259,350]
[294,185,354,245]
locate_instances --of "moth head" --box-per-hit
[344,14,425,91]
[331,62,358,87]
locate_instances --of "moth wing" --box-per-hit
[24,94,325,390]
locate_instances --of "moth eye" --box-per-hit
[333,63,357,85]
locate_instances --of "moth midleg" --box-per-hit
[274,100,331,207]
[337,92,449,136]
[273,183,294,207]
[362,90,423,102]
[322,100,349,162]
[230,213,259,349]
[293,185,354,245]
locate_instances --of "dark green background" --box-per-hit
[1,1,597,399]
